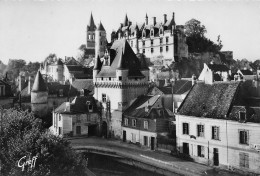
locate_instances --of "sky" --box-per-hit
[0,0,260,64]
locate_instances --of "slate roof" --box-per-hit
[208,64,229,72]
[239,69,254,75]
[54,96,98,114]
[93,56,103,70]
[97,22,105,31]
[65,57,82,66]
[66,65,84,72]
[72,79,94,92]
[178,81,240,119]
[87,13,96,31]
[155,80,192,95]
[31,71,47,92]
[96,39,145,78]
[124,95,173,119]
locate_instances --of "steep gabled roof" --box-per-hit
[96,39,145,78]
[208,64,229,72]
[93,55,102,70]
[239,69,254,75]
[150,80,192,95]
[31,71,47,92]
[178,82,240,119]
[97,22,105,31]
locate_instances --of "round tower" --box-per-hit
[53,58,64,82]
[95,21,106,58]
[31,71,48,118]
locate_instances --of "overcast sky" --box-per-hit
[0,0,260,64]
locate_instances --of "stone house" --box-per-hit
[50,96,101,137]
[198,62,230,84]
[237,69,255,81]
[122,95,174,150]
[176,79,260,174]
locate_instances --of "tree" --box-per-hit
[44,54,57,64]
[184,18,207,38]
[0,108,88,176]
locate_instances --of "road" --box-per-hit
[69,137,243,176]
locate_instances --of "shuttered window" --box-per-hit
[239,130,249,145]
[239,152,249,168]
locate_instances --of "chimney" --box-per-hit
[192,74,197,85]
[153,17,156,26]
[28,76,31,94]
[172,12,175,21]
[163,14,167,24]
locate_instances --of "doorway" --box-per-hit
[183,142,189,155]
[123,130,126,142]
[151,137,155,150]
[76,126,81,135]
[213,148,219,166]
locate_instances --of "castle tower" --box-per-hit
[86,12,96,49]
[31,71,48,118]
[95,21,106,58]
[53,59,64,82]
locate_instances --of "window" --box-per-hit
[239,111,246,121]
[119,76,122,81]
[197,124,204,137]
[102,94,106,102]
[59,127,62,135]
[142,41,145,46]
[59,115,61,121]
[88,104,93,112]
[88,34,91,39]
[144,121,148,129]
[143,49,145,54]
[151,48,154,53]
[166,37,169,43]
[143,32,145,37]
[239,152,249,168]
[212,126,220,140]
[124,118,128,126]
[160,38,163,44]
[151,30,154,36]
[183,123,189,135]
[151,39,153,45]
[109,77,111,81]
[160,47,163,53]
[160,29,163,34]
[101,77,103,81]
[132,119,136,127]
[166,46,169,52]
[239,130,249,145]
[198,145,205,157]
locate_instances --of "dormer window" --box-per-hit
[80,89,84,96]
[143,32,146,38]
[59,89,63,97]
[160,38,163,44]
[151,39,153,45]
[151,30,154,36]
[142,41,145,46]
[88,101,93,112]
[160,29,163,34]
[239,111,246,122]
[166,37,169,43]
[88,34,91,39]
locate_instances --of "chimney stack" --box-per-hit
[163,14,167,24]
[28,76,31,95]
[153,17,156,26]
[172,12,175,21]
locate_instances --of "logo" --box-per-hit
[18,155,38,171]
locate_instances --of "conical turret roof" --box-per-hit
[93,55,102,70]
[124,14,128,26]
[87,12,96,31]
[32,71,47,92]
[97,21,105,31]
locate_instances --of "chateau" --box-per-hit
[86,13,188,65]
